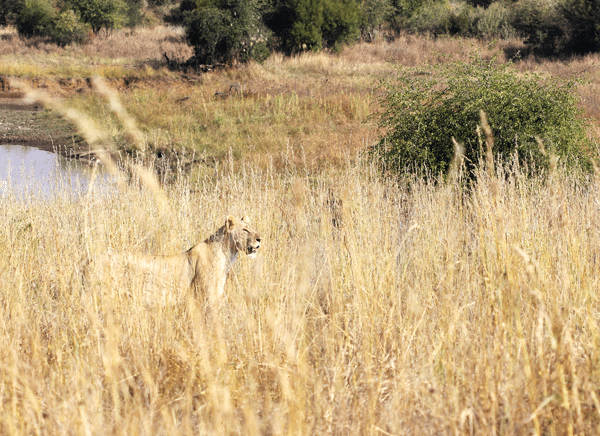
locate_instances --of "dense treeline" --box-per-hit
[1,0,599,58]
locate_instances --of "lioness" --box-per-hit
[85,215,261,305]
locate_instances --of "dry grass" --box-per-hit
[2,146,600,434]
[0,25,192,78]
[28,37,517,169]
[2,28,600,434]
[3,27,600,168]
[55,51,383,169]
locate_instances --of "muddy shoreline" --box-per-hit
[0,95,93,162]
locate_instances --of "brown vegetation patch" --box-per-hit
[1,29,599,171]
[0,25,193,64]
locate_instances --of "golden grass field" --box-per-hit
[1,25,600,434]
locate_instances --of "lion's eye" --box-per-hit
[243,228,250,233]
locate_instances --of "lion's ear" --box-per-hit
[241,215,250,223]
[225,215,236,229]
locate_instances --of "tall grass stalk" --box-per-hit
[2,33,600,433]
[1,150,600,433]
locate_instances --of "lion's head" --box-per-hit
[225,215,261,258]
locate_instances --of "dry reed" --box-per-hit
[1,30,600,434]
[1,110,600,434]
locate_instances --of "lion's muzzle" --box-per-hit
[246,239,261,257]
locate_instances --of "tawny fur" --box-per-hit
[84,215,261,305]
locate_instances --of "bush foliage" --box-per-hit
[51,8,90,44]
[16,0,92,44]
[370,53,593,178]
[406,0,518,40]
[6,0,600,57]
[0,0,21,25]
[398,0,600,55]
[16,0,56,37]
[184,0,271,64]
[11,0,142,44]
[263,0,361,54]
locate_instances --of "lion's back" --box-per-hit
[84,251,195,305]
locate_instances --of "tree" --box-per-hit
[268,0,360,53]
[561,0,600,53]
[360,0,394,35]
[268,0,324,53]
[185,0,272,64]
[513,0,565,55]
[322,0,361,49]
[387,0,427,34]
[16,0,55,37]
[51,8,90,44]
[66,0,126,33]
[122,0,145,28]
[0,0,21,25]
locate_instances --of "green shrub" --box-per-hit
[51,9,90,45]
[513,0,565,55]
[404,0,517,39]
[321,0,361,50]
[369,53,593,178]
[123,0,144,27]
[16,0,55,37]
[185,7,230,63]
[449,3,476,35]
[387,0,427,34]
[407,0,452,35]
[65,0,126,33]
[0,0,21,25]
[280,0,324,53]
[16,0,92,45]
[474,2,517,40]
[360,0,394,35]
[165,0,195,25]
[560,0,600,53]
[185,0,271,64]
[511,0,600,55]
[267,0,360,54]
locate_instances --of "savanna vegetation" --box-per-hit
[3,0,600,58]
[1,0,600,433]
[3,118,600,434]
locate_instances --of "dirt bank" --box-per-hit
[0,74,196,162]
[0,93,92,161]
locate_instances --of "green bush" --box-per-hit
[277,0,325,53]
[560,0,600,53]
[123,0,144,28]
[474,2,517,40]
[388,0,427,33]
[185,7,230,63]
[512,0,561,55]
[511,0,600,55]
[369,53,593,178]
[16,0,55,37]
[185,0,271,65]
[16,0,91,44]
[449,3,476,35]
[65,0,126,33]
[404,0,517,39]
[321,0,361,50]
[406,0,452,35]
[360,0,394,35]
[0,0,21,25]
[267,0,360,54]
[51,9,90,45]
